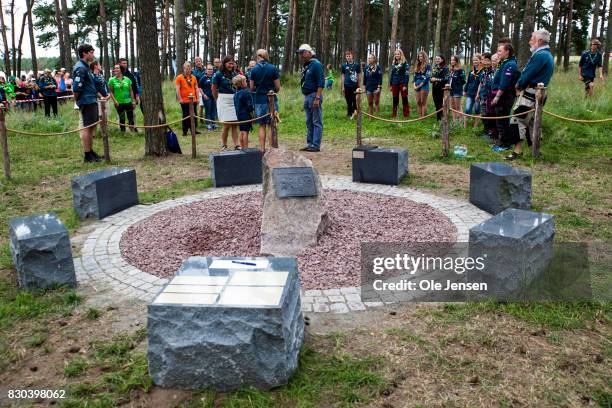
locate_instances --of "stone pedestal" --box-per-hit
[468,208,554,297]
[209,148,263,187]
[9,213,76,290]
[352,146,408,185]
[260,148,329,257]
[469,162,531,215]
[72,167,138,220]
[147,256,304,391]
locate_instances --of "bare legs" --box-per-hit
[416,90,429,117]
[221,124,239,148]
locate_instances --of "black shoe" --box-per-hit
[91,151,102,161]
[83,152,100,163]
[234,145,242,150]
[304,146,320,152]
[299,146,311,151]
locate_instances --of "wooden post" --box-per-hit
[355,88,363,146]
[100,99,110,163]
[441,84,451,157]
[267,90,278,148]
[188,94,197,158]
[532,83,545,158]
[0,106,10,179]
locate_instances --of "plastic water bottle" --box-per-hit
[454,144,468,158]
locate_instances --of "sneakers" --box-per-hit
[220,145,228,151]
[492,145,511,152]
[504,151,523,161]
[234,145,242,150]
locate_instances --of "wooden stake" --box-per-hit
[267,90,278,148]
[0,106,10,179]
[355,88,363,146]
[100,98,110,163]
[532,82,545,158]
[189,94,196,158]
[441,84,451,157]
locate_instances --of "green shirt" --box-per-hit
[108,76,133,104]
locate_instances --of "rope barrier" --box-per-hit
[106,117,186,129]
[450,108,536,120]
[361,108,443,124]
[542,110,612,124]
[6,120,101,136]
[193,112,271,125]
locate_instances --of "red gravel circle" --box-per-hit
[120,190,456,290]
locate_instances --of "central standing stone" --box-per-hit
[260,149,330,257]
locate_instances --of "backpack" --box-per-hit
[166,128,182,154]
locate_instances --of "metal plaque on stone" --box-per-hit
[272,167,318,198]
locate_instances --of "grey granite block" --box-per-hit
[209,148,263,187]
[71,167,138,220]
[469,162,531,214]
[352,146,408,185]
[9,213,76,290]
[468,208,554,297]
[147,256,304,391]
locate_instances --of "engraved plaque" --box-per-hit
[352,150,365,159]
[272,167,318,198]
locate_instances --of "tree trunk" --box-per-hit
[9,1,15,75]
[26,0,37,75]
[16,12,26,76]
[550,0,560,56]
[433,0,443,55]
[599,0,607,40]
[563,0,573,71]
[491,0,502,48]
[443,0,454,58]
[390,0,399,60]
[425,0,434,54]
[60,0,72,71]
[519,0,535,66]
[282,0,294,72]
[0,0,10,76]
[123,1,128,59]
[206,0,215,60]
[511,7,521,56]
[290,0,298,70]
[226,0,234,55]
[381,0,390,69]
[556,12,565,65]
[308,0,319,45]
[321,0,331,64]
[340,0,349,55]
[254,0,268,50]
[115,12,121,62]
[591,0,601,40]
[130,2,136,69]
[100,0,110,79]
[603,0,611,74]
[135,0,167,156]
[413,0,420,57]
[174,0,186,73]
[352,0,365,61]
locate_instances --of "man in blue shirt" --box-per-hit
[491,38,520,151]
[506,29,555,161]
[578,39,605,98]
[38,68,59,117]
[298,44,325,152]
[249,49,281,152]
[73,43,102,163]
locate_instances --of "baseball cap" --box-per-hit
[296,44,314,54]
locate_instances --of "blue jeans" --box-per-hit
[304,93,323,149]
[203,95,217,127]
[464,96,481,115]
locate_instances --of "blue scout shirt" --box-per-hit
[93,73,108,97]
[72,59,98,106]
[517,46,554,89]
[212,70,237,94]
[493,56,520,91]
[233,88,254,122]
[464,67,482,97]
[192,66,205,80]
[449,68,466,95]
[364,64,383,92]
[250,60,279,104]
[431,64,449,87]
[300,58,325,95]
[389,61,409,85]
[198,74,214,98]
[341,61,361,87]
[413,64,431,87]
[579,50,602,79]
[37,76,57,97]
[479,68,494,99]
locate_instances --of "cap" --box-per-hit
[296,44,314,54]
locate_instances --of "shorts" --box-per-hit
[451,93,462,98]
[582,77,594,90]
[79,103,99,127]
[238,122,253,132]
[254,100,279,125]
[365,89,381,95]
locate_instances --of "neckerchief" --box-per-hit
[587,51,599,66]
[392,61,405,74]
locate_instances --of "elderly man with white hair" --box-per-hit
[505,29,554,161]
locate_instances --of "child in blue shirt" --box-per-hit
[232,75,254,149]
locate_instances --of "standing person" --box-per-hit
[90,61,109,119]
[249,49,281,152]
[73,44,102,163]
[213,57,222,74]
[389,49,410,118]
[430,55,449,120]
[119,58,140,107]
[38,69,58,118]
[475,52,495,139]
[175,61,200,137]
[464,54,482,128]
[193,56,206,121]
[109,64,137,132]
[364,54,383,114]
[413,52,431,118]
[297,44,324,152]
[233,75,255,149]
[449,55,466,124]
[578,39,605,98]
[341,50,361,118]
[491,39,521,151]
[198,64,218,131]
[212,55,240,150]
[64,73,73,97]
[505,29,554,160]
[245,60,257,81]
[325,64,335,90]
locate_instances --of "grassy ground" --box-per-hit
[0,69,610,407]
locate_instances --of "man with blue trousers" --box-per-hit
[298,44,325,152]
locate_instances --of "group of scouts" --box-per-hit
[334,30,605,161]
[174,50,280,152]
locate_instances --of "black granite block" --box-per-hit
[209,148,263,187]
[72,168,139,220]
[469,162,531,215]
[352,146,408,185]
